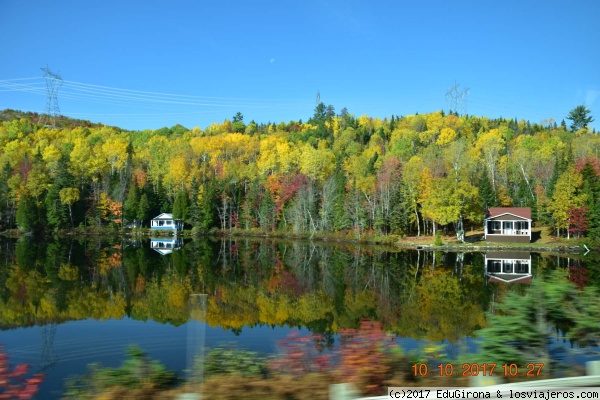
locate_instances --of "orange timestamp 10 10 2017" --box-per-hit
[411,363,544,377]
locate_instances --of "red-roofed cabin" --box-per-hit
[484,207,532,243]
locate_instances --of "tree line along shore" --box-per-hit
[0,105,597,249]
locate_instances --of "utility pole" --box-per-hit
[39,66,63,128]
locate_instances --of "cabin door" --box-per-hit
[502,221,513,235]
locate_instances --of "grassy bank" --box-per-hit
[396,227,593,254]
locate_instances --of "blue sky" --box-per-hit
[0,0,598,131]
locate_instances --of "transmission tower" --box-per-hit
[445,81,469,115]
[316,90,320,106]
[39,66,63,128]
[38,323,58,373]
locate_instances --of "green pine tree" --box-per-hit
[173,189,189,221]
[332,169,351,231]
[0,162,13,228]
[124,183,140,226]
[44,154,74,230]
[479,168,497,209]
[547,155,568,200]
[580,161,600,238]
[567,105,594,131]
[16,194,41,233]
[137,193,150,226]
[258,190,275,231]
[199,182,216,230]
[188,178,201,228]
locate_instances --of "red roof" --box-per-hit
[488,207,531,220]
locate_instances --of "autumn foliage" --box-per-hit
[337,320,398,394]
[0,347,44,400]
[1,109,599,238]
[271,320,407,395]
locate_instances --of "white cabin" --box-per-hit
[150,213,183,232]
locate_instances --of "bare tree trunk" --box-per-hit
[415,207,420,237]
[518,162,536,200]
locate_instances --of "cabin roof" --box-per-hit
[152,213,175,220]
[487,207,531,220]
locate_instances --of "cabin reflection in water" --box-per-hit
[484,251,532,284]
[150,238,183,255]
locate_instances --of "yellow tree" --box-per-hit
[69,137,92,185]
[59,187,80,228]
[424,178,480,241]
[475,129,505,192]
[1,140,29,168]
[101,136,129,175]
[25,163,50,200]
[436,127,457,147]
[145,135,171,185]
[418,167,437,234]
[69,136,109,184]
[165,156,190,194]
[357,114,373,138]
[299,143,335,183]
[257,136,280,175]
[343,145,382,226]
[548,167,585,238]
[402,156,425,236]
[333,127,360,157]
[42,143,62,174]
[419,111,444,144]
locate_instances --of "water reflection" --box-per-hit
[485,251,532,284]
[0,238,494,338]
[1,238,597,336]
[1,237,598,398]
[150,237,183,255]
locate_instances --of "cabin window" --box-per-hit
[511,221,528,234]
[488,260,501,273]
[502,260,513,273]
[488,221,501,232]
[166,221,172,225]
[515,261,528,273]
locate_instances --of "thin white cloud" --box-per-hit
[586,90,600,108]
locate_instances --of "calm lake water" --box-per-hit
[0,236,597,399]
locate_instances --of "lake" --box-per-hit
[0,236,597,399]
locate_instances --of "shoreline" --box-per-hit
[395,242,586,254]
[1,228,593,254]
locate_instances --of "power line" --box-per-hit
[0,78,304,106]
[0,76,577,128]
[0,79,305,111]
[62,79,288,103]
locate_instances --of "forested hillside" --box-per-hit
[1,106,598,239]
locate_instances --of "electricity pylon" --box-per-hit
[39,66,63,128]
